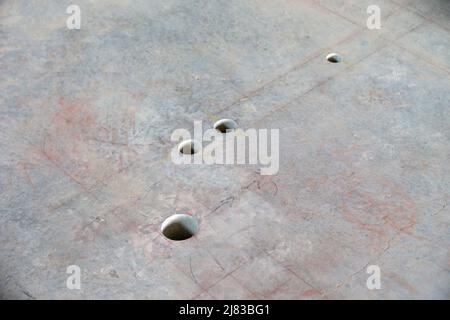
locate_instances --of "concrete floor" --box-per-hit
[1,0,449,299]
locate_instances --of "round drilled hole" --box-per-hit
[214,119,238,133]
[161,214,198,241]
[178,139,199,155]
[326,53,341,63]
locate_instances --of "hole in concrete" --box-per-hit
[178,139,199,155]
[161,214,198,241]
[214,119,238,133]
[326,53,341,63]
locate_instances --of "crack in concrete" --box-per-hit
[432,202,448,216]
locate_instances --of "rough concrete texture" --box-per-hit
[0,0,449,299]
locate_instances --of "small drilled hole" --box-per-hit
[178,139,199,155]
[214,119,238,133]
[326,53,341,63]
[161,214,198,241]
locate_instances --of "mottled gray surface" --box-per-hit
[0,0,449,299]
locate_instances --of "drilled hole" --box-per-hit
[178,139,199,155]
[326,53,341,63]
[214,119,238,133]
[161,214,198,241]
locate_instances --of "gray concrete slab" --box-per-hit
[0,0,449,299]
